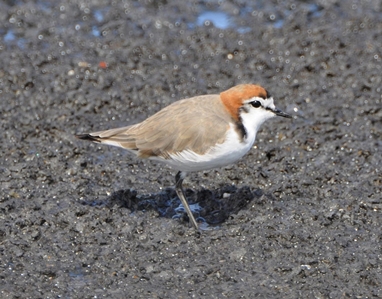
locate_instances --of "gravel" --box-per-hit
[1,0,381,298]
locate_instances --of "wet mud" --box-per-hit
[1,0,381,298]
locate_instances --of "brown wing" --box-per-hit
[82,94,234,158]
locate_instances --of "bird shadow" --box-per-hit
[80,185,265,227]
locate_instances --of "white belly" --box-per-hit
[151,123,257,172]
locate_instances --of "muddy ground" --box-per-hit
[1,0,381,298]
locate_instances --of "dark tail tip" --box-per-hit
[75,134,101,142]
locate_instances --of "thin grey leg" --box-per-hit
[175,171,199,230]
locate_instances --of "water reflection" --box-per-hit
[1,1,329,49]
[197,11,230,29]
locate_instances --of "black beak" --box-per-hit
[273,108,292,118]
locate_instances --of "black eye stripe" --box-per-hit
[251,101,261,108]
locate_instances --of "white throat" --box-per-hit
[240,107,275,146]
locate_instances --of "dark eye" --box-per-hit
[251,101,261,108]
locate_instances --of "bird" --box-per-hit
[76,84,291,229]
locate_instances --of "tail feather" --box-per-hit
[76,132,138,152]
[76,125,141,153]
[75,134,101,143]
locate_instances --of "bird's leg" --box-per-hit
[175,171,199,230]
